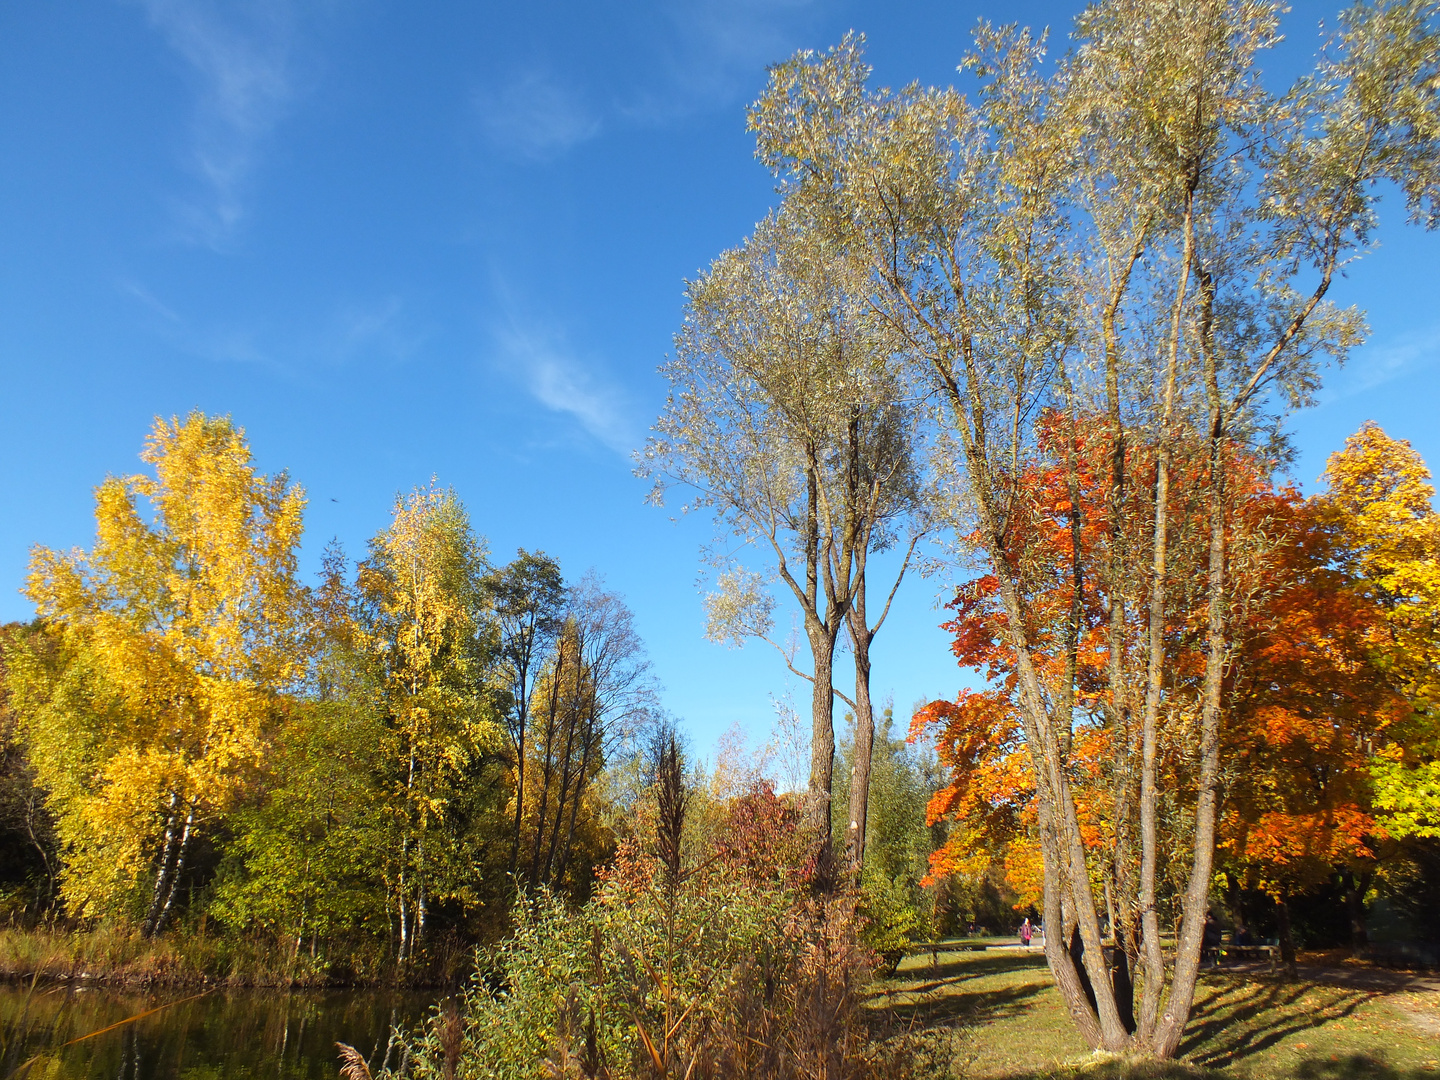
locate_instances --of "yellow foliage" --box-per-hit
[354,482,504,936]
[19,412,309,920]
[358,482,501,821]
[1320,422,1440,838]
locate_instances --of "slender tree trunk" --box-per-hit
[844,525,919,876]
[1138,186,1197,1045]
[151,803,194,937]
[989,496,1129,1049]
[398,735,420,961]
[511,677,528,880]
[397,838,411,963]
[1102,232,1143,1021]
[807,629,838,840]
[556,706,600,886]
[1152,400,1228,1058]
[542,651,587,886]
[1136,434,1174,1038]
[845,596,876,874]
[1053,362,1140,1047]
[927,357,1129,1051]
[1344,869,1372,955]
[143,796,181,938]
[801,439,841,843]
[529,640,566,889]
[23,791,56,912]
[512,739,525,878]
[1113,921,1138,1034]
[1038,796,1105,1048]
[542,753,571,887]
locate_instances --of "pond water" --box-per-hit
[0,982,437,1079]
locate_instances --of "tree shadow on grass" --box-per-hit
[1177,976,1378,1067]
[981,1062,1215,1080]
[879,972,1051,1028]
[1294,1053,1440,1080]
[966,1057,1439,1080]
[888,949,1053,992]
[986,1056,1439,1080]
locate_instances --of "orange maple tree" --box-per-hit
[914,417,1401,951]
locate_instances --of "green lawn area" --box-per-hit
[872,947,1440,1080]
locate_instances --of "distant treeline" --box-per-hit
[0,412,996,986]
[0,412,658,981]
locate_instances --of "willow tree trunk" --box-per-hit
[844,639,875,873]
[1137,184,1197,1044]
[1150,400,1228,1058]
[807,627,838,840]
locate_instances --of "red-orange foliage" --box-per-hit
[713,780,812,887]
[1222,495,1406,895]
[914,415,1401,908]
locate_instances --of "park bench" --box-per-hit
[908,940,991,954]
[1219,943,1278,970]
[891,940,993,974]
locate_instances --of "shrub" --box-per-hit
[391,766,891,1079]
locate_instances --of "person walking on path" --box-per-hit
[1203,913,1223,967]
[1020,917,1033,949]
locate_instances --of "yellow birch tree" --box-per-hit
[356,482,505,960]
[16,412,308,932]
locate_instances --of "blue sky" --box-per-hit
[2,0,1437,762]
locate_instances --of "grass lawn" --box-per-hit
[872,947,1440,1080]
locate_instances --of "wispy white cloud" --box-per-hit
[315,296,426,367]
[1320,323,1440,403]
[118,278,182,323]
[474,70,602,160]
[137,0,300,246]
[495,322,637,454]
[118,280,425,376]
[633,0,819,124]
[473,0,818,159]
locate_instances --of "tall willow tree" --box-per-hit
[750,0,1438,1056]
[644,210,922,848]
[16,413,309,933]
[356,483,506,961]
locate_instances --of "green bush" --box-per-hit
[857,869,926,972]
[394,775,886,1079]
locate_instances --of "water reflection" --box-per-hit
[0,981,433,1079]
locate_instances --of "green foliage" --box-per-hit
[6,626,153,923]
[856,868,923,969]
[210,699,391,949]
[430,874,796,1079]
[15,415,311,931]
[1318,423,1440,839]
[395,753,882,1080]
[0,623,58,918]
